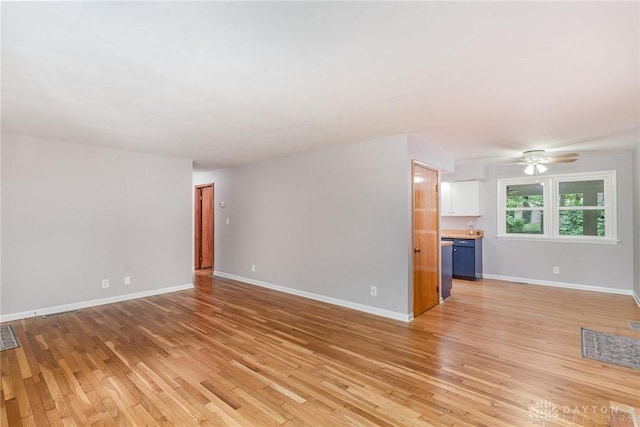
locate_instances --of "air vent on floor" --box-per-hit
[41,310,81,319]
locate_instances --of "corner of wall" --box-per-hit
[197,135,413,316]
[407,134,455,172]
[634,142,640,301]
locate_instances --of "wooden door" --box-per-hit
[412,162,440,316]
[195,184,214,269]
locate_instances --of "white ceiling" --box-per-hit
[2,2,639,170]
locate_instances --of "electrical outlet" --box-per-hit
[124,276,131,285]
[251,264,256,272]
[370,286,377,296]
[102,279,109,289]
[553,266,560,275]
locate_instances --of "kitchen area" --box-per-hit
[439,178,484,301]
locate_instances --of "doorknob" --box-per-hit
[414,248,421,254]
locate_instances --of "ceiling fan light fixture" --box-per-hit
[523,150,546,163]
[513,149,578,174]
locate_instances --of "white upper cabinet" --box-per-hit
[440,180,481,216]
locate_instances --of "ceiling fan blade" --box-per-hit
[546,158,577,163]
[549,152,579,159]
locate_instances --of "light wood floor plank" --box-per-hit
[2,272,639,426]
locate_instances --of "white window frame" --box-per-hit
[497,170,617,244]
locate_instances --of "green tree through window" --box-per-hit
[498,172,615,241]
[505,184,544,234]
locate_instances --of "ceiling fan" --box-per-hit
[514,150,579,175]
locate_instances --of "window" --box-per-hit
[497,171,617,243]
[557,179,605,237]
[505,182,545,234]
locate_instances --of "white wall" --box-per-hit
[1,134,193,319]
[451,153,635,292]
[633,142,640,302]
[194,134,453,319]
[408,134,455,173]
[441,163,488,182]
[0,136,2,310]
[195,135,410,317]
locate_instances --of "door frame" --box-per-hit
[411,160,441,317]
[194,183,214,270]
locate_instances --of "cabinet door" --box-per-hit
[453,246,475,278]
[440,182,452,216]
[451,181,480,216]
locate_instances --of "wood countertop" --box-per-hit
[441,229,484,239]
[440,241,453,247]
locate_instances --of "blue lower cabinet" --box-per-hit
[449,238,483,281]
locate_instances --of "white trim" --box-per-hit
[495,236,620,245]
[213,271,412,322]
[0,283,194,322]
[483,274,632,295]
[633,292,640,309]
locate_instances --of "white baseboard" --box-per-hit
[483,274,633,296]
[0,283,194,322]
[213,271,411,322]
[633,292,640,309]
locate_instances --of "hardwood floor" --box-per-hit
[2,272,639,426]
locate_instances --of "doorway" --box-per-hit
[194,184,214,270]
[412,162,440,316]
